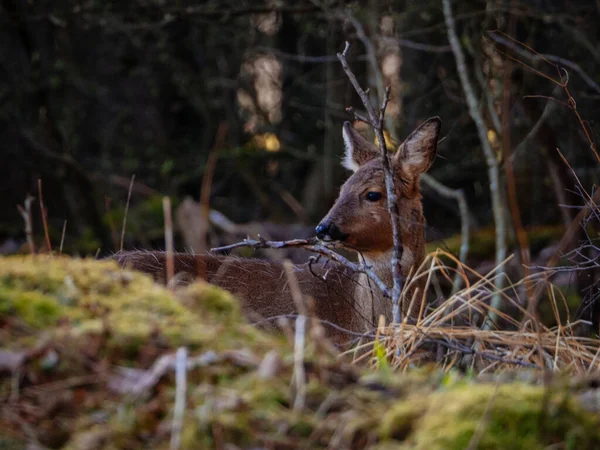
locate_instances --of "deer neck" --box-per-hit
[354,204,426,326]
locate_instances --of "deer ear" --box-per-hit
[394,117,441,176]
[342,121,379,172]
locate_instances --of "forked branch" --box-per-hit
[336,41,405,323]
[343,13,471,292]
[211,237,392,299]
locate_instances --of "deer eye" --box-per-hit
[365,191,382,202]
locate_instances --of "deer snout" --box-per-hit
[315,221,347,242]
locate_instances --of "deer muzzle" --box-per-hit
[315,221,348,242]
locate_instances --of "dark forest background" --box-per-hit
[1,0,598,271]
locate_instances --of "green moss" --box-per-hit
[2,256,600,450]
[380,384,600,450]
[379,401,424,441]
[0,288,62,328]
[178,282,240,321]
[0,256,243,353]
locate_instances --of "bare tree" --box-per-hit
[443,0,507,323]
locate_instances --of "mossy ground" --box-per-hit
[0,256,599,449]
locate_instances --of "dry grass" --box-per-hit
[344,249,600,375]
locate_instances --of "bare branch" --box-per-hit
[170,347,187,450]
[292,315,307,411]
[59,220,67,255]
[211,237,392,299]
[443,0,507,326]
[345,107,369,124]
[198,123,227,257]
[343,11,471,286]
[37,179,52,253]
[487,32,600,95]
[120,174,135,252]
[337,42,404,323]
[163,197,174,285]
[17,196,36,255]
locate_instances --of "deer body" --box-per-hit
[114,118,441,342]
[115,251,377,337]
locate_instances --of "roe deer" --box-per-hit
[114,118,441,343]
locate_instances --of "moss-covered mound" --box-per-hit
[0,256,599,449]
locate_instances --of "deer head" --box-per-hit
[315,118,441,259]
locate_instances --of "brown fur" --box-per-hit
[114,251,369,343]
[112,118,441,343]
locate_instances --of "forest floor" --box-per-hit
[1,255,600,449]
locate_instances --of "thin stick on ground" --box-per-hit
[120,174,135,252]
[293,315,307,411]
[163,197,175,285]
[17,195,36,255]
[283,259,308,316]
[59,220,67,255]
[37,179,52,253]
[170,347,188,450]
[281,261,309,411]
[337,41,404,324]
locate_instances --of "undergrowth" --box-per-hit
[0,255,599,449]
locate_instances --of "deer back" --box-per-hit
[114,251,375,343]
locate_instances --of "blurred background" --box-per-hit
[0,0,598,281]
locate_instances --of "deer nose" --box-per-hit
[315,222,329,239]
[315,221,347,241]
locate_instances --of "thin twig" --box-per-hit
[422,176,470,293]
[212,237,392,298]
[163,197,175,285]
[487,32,600,95]
[199,123,227,257]
[487,31,599,163]
[37,179,52,253]
[293,315,307,411]
[529,188,600,313]
[500,8,534,312]
[120,174,135,251]
[284,259,308,316]
[17,196,36,255]
[429,338,539,369]
[170,347,188,450]
[337,41,404,324]
[443,0,507,326]
[59,220,67,255]
[345,106,369,124]
[109,350,219,396]
[344,11,471,286]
